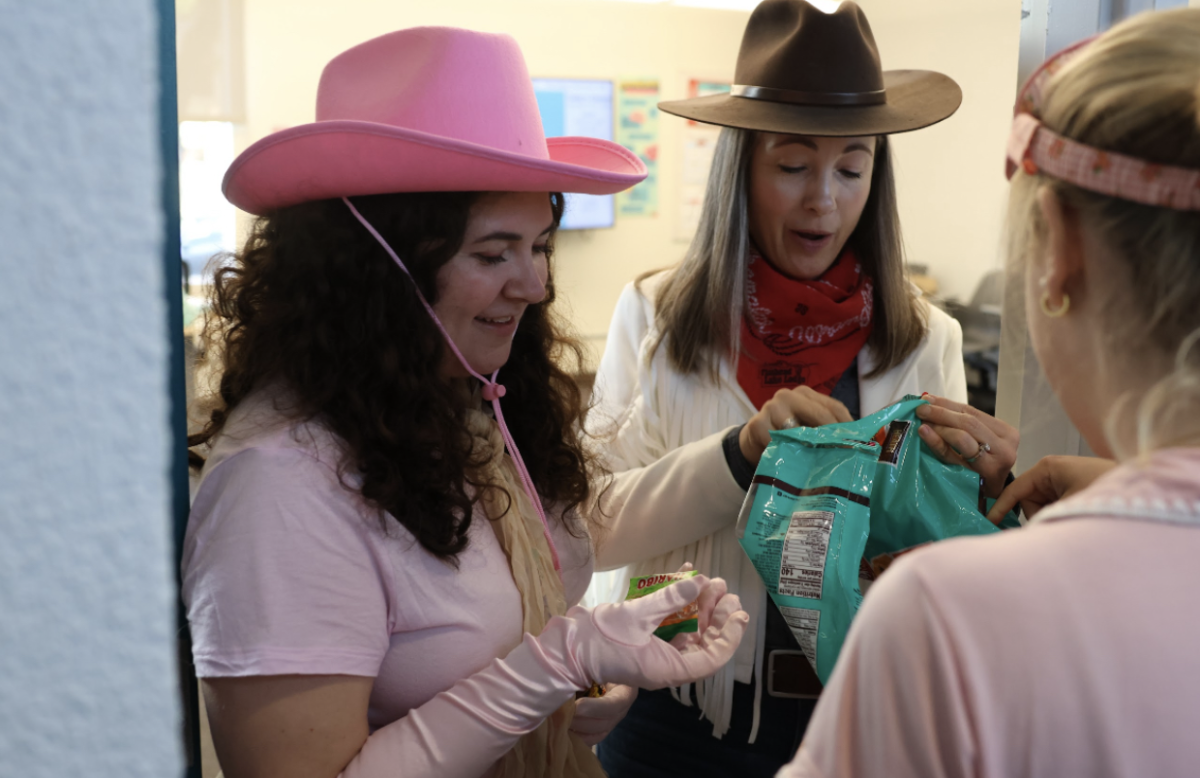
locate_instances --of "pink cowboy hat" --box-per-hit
[222,27,647,215]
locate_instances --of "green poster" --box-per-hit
[616,79,659,217]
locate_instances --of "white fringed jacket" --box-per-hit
[587,271,967,739]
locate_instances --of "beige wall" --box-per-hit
[866,0,1022,311]
[239,0,1021,369]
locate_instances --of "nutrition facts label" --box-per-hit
[778,510,833,600]
[779,606,821,667]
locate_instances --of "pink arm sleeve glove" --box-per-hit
[341,575,747,778]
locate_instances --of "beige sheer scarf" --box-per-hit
[466,409,607,778]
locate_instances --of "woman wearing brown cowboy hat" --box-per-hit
[588,1,1020,775]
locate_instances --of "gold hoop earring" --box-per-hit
[1040,290,1070,318]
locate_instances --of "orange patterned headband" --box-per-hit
[1006,38,1200,211]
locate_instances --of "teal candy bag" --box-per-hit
[735,435,876,681]
[736,395,1019,683]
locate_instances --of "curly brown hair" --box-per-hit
[189,191,597,563]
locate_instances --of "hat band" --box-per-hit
[731,83,887,107]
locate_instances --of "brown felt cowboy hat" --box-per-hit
[659,0,961,137]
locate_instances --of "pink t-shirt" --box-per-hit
[182,390,594,731]
[780,448,1200,778]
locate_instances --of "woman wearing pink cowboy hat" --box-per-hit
[780,8,1200,777]
[181,27,758,778]
[589,1,1019,775]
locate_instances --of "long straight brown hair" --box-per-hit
[649,127,927,380]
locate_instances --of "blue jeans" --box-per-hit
[597,682,815,778]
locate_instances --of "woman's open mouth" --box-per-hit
[790,230,833,252]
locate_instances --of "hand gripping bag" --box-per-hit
[735,395,1019,683]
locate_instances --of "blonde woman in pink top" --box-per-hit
[182,27,754,778]
[779,8,1200,778]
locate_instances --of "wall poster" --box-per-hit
[676,79,729,241]
[616,79,660,217]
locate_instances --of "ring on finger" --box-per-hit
[963,441,991,464]
[779,416,799,429]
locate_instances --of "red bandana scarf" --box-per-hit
[736,249,874,409]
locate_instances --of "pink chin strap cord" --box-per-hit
[342,197,562,575]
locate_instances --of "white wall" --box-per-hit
[0,2,182,776]
[866,0,1022,309]
[238,0,1020,368]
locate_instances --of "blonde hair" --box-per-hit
[1006,8,1200,457]
[648,127,927,380]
